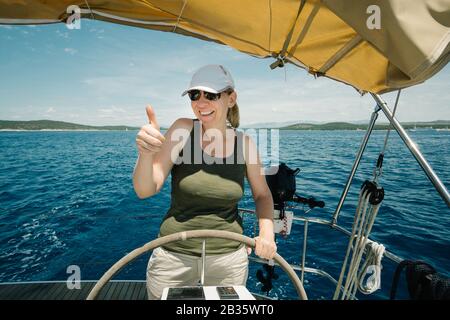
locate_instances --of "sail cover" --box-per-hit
[1,0,449,94]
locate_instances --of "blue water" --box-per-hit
[0,130,449,300]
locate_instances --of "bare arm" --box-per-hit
[133,153,157,198]
[133,106,191,198]
[244,134,277,259]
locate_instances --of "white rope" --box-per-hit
[332,188,368,300]
[333,93,399,300]
[333,187,383,300]
[83,0,95,20]
[381,89,401,155]
[357,241,385,295]
[374,89,401,182]
[342,192,378,299]
[173,0,188,32]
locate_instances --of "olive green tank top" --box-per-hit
[159,119,246,256]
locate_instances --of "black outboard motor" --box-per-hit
[258,163,324,296]
[266,163,325,214]
[256,163,299,296]
[265,162,300,218]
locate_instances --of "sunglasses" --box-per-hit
[187,90,221,101]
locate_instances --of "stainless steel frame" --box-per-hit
[240,209,402,298]
[333,93,449,227]
[332,105,381,225]
[241,93,449,298]
[371,93,450,207]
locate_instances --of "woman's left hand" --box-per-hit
[247,234,277,260]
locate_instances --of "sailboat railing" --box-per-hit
[239,208,403,298]
[271,91,450,297]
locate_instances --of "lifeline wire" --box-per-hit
[374,89,401,181]
[381,89,402,155]
[173,0,188,32]
[83,0,96,21]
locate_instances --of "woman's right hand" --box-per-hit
[136,105,166,156]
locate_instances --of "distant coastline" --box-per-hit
[1,119,449,131]
[0,129,127,132]
[0,120,140,131]
[278,121,450,131]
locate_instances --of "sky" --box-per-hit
[0,20,449,128]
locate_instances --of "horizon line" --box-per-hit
[2,118,450,128]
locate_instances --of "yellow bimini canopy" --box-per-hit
[1,0,449,94]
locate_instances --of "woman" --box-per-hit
[133,64,276,300]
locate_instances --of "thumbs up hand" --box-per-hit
[136,105,166,156]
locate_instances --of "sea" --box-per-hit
[0,129,449,300]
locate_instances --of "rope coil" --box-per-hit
[333,183,384,300]
[358,240,385,294]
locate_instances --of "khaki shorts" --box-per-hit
[146,245,249,300]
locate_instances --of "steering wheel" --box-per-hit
[86,230,308,300]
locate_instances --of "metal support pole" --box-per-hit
[301,220,309,283]
[200,240,206,285]
[332,106,380,225]
[371,93,450,207]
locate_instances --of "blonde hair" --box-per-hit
[226,89,239,128]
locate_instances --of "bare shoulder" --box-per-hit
[163,118,194,149]
[168,117,194,131]
[242,132,257,150]
[241,132,259,164]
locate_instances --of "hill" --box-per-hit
[281,121,450,130]
[0,120,140,131]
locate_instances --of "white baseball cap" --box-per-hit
[181,64,235,96]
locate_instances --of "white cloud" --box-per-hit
[64,47,77,55]
[56,30,69,39]
[99,106,126,115]
[79,50,449,126]
[2,25,448,128]
[232,69,373,125]
[46,107,55,113]
[81,75,175,103]
[94,105,148,124]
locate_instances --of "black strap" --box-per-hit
[390,260,450,300]
[233,130,238,164]
[190,119,240,163]
[390,260,410,300]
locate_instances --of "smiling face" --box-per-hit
[191,90,237,128]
